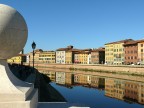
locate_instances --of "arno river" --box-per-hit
[44,70,144,108]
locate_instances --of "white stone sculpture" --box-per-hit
[0,4,38,108]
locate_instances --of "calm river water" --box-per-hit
[45,70,144,108]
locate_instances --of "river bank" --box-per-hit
[37,64,144,76]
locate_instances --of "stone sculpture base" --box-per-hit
[0,60,38,108]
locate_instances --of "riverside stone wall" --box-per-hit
[37,64,144,74]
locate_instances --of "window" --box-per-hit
[141,44,143,47]
[141,49,143,52]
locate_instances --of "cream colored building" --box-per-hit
[56,51,66,64]
[138,40,144,64]
[56,45,79,64]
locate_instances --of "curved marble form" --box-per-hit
[0,4,28,59]
[0,4,37,108]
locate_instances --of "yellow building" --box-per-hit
[29,49,43,67]
[65,51,73,64]
[39,51,55,63]
[74,49,91,64]
[28,49,55,67]
[105,44,114,65]
[113,43,125,65]
[7,54,26,65]
[137,39,144,65]
[105,39,133,65]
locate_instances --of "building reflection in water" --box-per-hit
[45,71,144,105]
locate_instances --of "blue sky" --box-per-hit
[1,0,144,53]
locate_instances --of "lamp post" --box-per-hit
[32,41,39,94]
[31,41,36,71]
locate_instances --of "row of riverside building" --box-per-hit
[7,38,144,65]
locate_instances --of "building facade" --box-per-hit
[124,41,138,65]
[91,48,105,64]
[65,51,73,64]
[56,45,75,64]
[105,43,114,64]
[74,49,91,64]
[7,54,26,65]
[56,51,66,64]
[7,50,26,65]
[105,39,133,65]
[138,40,144,65]
[39,51,55,63]
[29,49,43,66]
[28,49,56,68]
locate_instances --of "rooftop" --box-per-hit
[105,39,133,45]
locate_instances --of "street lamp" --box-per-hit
[31,41,39,90]
[32,41,36,71]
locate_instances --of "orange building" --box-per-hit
[123,41,138,65]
